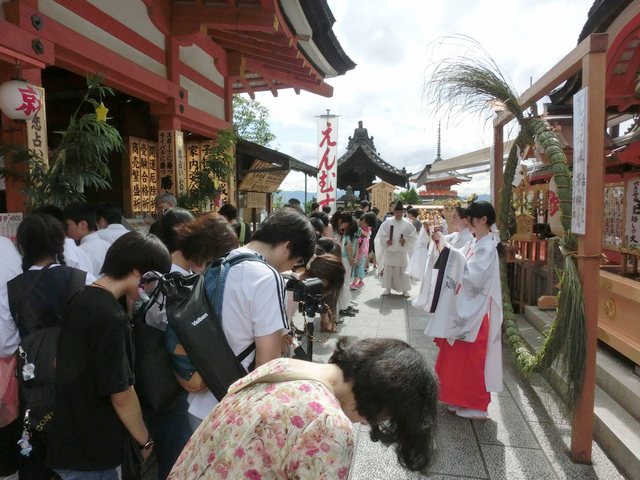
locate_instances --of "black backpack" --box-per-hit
[7,265,86,433]
[149,253,265,401]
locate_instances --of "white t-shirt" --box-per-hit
[63,238,97,283]
[0,237,22,357]
[79,232,110,277]
[188,247,289,420]
[97,224,129,245]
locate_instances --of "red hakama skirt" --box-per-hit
[434,314,491,412]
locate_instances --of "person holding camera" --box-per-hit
[187,207,317,427]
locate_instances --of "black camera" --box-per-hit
[285,277,327,318]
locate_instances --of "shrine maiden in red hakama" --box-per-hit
[425,201,503,419]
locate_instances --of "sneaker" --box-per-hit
[402,291,410,298]
[355,279,365,289]
[349,282,357,290]
[446,405,460,413]
[383,289,391,295]
[338,309,356,317]
[455,408,488,420]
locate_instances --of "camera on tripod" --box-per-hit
[285,277,327,318]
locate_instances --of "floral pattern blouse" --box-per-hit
[168,358,354,479]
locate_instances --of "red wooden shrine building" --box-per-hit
[0,0,354,215]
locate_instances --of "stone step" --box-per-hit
[523,305,640,422]
[517,308,640,480]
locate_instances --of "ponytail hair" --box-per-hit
[465,201,504,255]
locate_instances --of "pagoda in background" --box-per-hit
[411,123,470,204]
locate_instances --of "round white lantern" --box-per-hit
[0,80,42,120]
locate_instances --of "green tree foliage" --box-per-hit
[233,95,276,147]
[178,129,236,213]
[0,75,122,209]
[398,187,420,205]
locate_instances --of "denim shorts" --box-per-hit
[54,467,119,480]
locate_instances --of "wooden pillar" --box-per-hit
[492,125,504,222]
[570,36,607,464]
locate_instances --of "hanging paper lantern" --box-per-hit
[0,80,42,120]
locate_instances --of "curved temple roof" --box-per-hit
[337,122,408,192]
[170,0,355,98]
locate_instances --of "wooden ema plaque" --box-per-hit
[124,136,158,217]
[239,159,287,193]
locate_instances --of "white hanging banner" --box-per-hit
[571,88,588,235]
[316,113,338,212]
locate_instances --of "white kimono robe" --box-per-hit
[374,218,417,292]
[425,234,503,392]
[406,226,430,280]
[413,228,473,311]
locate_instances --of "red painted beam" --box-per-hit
[141,0,171,36]
[172,5,277,34]
[53,0,165,64]
[8,3,179,103]
[180,63,225,98]
[0,20,54,67]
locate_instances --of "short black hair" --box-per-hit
[32,204,64,225]
[63,202,97,232]
[465,200,496,225]
[157,207,194,252]
[372,207,380,215]
[16,213,66,271]
[252,208,316,262]
[101,231,171,279]
[322,205,332,214]
[309,211,329,227]
[362,212,378,228]
[330,338,438,471]
[95,202,122,225]
[353,209,364,220]
[310,202,320,210]
[360,200,370,208]
[218,203,238,221]
[407,208,419,218]
[309,216,325,236]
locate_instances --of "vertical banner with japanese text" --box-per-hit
[158,131,176,195]
[26,86,48,166]
[571,88,588,235]
[126,137,158,216]
[625,178,640,248]
[175,131,186,196]
[316,113,338,212]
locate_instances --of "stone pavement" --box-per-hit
[307,269,625,480]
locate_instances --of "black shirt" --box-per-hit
[47,287,135,471]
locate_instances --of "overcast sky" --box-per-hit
[252,0,594,196]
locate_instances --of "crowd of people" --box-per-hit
[0,194,440,480]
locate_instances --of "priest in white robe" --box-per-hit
[375,201,417,296]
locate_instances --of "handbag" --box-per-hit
[131,308,183,413]
[0,354,18,428]
[122,433,158,480]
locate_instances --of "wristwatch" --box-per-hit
[139,439,154,451]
